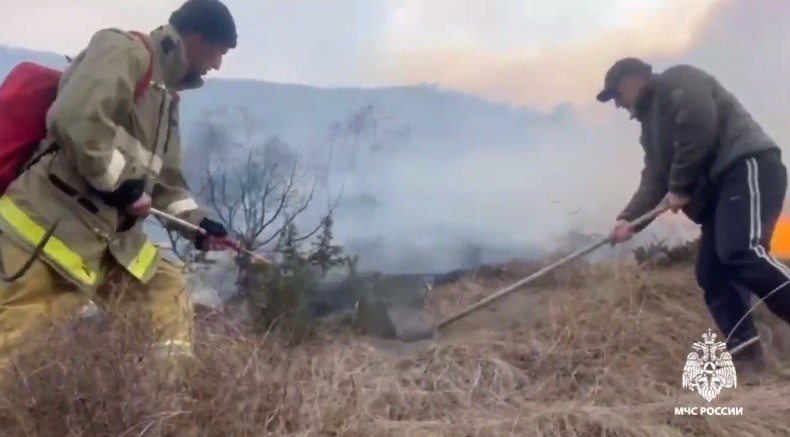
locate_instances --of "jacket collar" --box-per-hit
[631,75,658,122]
[149,24,204,91]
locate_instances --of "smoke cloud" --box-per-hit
[331,0,790,272]
[5,0,786,274]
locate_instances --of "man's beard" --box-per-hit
[184,70,202,83]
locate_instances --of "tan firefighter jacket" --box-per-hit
[0,24,208,290]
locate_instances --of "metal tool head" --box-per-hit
[332,271,442,342]
[351,295,437,341]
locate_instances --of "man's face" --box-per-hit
[613,74,645,114]
[183,34,229,77]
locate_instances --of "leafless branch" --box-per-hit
[191,107,335,258]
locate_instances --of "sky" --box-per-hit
[2,0,790,270]
[4,0,781,121]
[1,0,715,109]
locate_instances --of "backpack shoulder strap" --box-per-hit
[127,31,155,103]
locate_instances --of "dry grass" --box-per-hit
[0,259,789,436]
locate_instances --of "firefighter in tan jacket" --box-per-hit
[0,0,238,371]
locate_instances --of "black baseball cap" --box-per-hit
[596,57,652,102]
[169,0,237,49]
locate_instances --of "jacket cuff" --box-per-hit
[90,178,145,208]
[164,198,201,217]
[616,208,635,222]
[169,207,209,240]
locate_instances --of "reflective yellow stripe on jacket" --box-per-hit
[126,240,159,281]
[0,196,98,286]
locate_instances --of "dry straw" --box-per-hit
[0,258,788,436]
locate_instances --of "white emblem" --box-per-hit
[682,329,737,402]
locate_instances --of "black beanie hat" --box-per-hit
[169,0,237,49]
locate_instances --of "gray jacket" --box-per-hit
[618,64,780,228]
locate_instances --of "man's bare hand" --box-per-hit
[665,192,691,213]
[609,219,634,246]
[126,193,152,217]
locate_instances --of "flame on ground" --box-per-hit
[771,214,790,259]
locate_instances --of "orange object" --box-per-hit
[770,213,790,259]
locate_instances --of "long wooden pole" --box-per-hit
[435,203,669,330]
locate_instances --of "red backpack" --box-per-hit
[0,31,155,194]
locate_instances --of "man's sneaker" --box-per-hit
[731,339,769,386]
[735,356,769,386]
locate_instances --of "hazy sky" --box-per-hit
[3,0,789,269]
[1,0,717,111]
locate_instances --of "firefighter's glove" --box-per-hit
[195,218,237,251]
[92,179,146,208]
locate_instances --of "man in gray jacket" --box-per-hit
[598,57,790,378]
